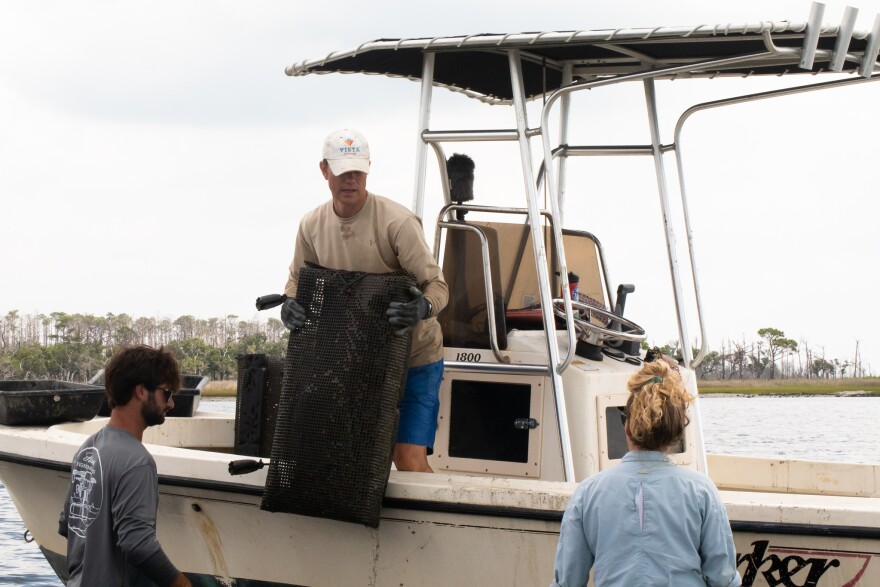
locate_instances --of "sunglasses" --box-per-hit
[154,386,175,402]
[618,406,627,426]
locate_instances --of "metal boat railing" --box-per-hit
[409,2,880,481]
[534,3,880,367]
[433,203,584,369]
[673,72,880,367]
[414,59,580,480]
[537,51,780,371]
[433,204,623,368]
[434,221,509,365]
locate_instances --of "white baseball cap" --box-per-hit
[322,129,370,175]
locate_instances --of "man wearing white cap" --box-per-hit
[282,129,448,473]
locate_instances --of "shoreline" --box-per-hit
[204,378,880,399]
[696,376,880,397]
[698,390,875,398]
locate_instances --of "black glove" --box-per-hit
[386,286,429,335]
[280,298,306,331]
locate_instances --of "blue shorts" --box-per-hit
[396,359,444,454]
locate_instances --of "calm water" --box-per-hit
[2,396,879,584]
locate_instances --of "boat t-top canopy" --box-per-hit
[287,8,880,104]
[285,3,880,482]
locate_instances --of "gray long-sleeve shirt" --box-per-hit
[59,425,180,586]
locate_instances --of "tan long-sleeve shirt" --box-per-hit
[285,193,447,366]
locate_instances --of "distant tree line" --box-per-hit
[648,327,873,380]
[0,310,287,382]
[1,312,871,382]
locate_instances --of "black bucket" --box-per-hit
[0,381,105,426]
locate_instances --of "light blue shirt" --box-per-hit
[551,451,741,587]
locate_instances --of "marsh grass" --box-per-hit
[203,380,238,397]
[697,377,880,396]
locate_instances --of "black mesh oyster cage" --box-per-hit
[260,264,415,527]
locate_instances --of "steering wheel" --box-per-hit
[552,299,647,344]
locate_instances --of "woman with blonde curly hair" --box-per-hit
[551,360,741,587]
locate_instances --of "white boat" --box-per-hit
[2,3,880,585]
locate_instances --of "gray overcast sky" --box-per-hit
[1,1,878,373]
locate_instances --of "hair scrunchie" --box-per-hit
[635,375,663,390]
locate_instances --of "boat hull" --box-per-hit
[3,460,561,586]
[3,452,879,587]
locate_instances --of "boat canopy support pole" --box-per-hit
[556,63,573,226]
[537,50,772,371]
[429,142,451,207]
[643,79,693,367]
[508,49,576,482]
[412,52,435,219]
[673,72,880,368]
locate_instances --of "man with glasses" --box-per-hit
[59,345,191,587]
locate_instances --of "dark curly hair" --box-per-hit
[104,345,180,408]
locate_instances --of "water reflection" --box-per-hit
[700,396,880,464]
[0,481,62,585]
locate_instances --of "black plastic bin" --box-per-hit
[92,372,209,417]
[0,381,105,426]
[168,375,209,417]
